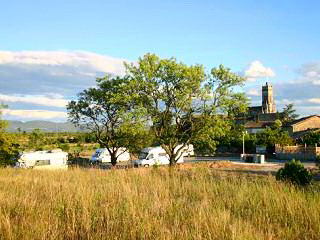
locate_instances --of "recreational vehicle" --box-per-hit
[16,149,68,170]
[134,146,186,167]
[91,148,130,164]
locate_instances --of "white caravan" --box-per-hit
[91,148,130,163]
[16,149,68,170]
[134,146,186,167]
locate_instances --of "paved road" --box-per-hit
[97,156,316,170]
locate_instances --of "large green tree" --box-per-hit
[67,75,148,166]
[125,54,248,164]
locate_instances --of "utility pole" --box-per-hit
[243,131,247,155]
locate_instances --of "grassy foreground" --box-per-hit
[0,166,319,240]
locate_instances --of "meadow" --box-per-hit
[0,166,319,240]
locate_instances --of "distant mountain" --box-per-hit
[6,120,83,132]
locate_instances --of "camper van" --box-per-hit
[91,148,130,164]
[16,149,68,170]
[178,144,194,157]
[133,146,185,167]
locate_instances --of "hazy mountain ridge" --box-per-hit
[6,120,82,132]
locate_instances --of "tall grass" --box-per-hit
[0,166,319,240]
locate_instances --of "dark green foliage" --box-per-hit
[302,131,320,146]
[28,129,45,150]
[59,143,70,152]
[0,104,19,166]
[57,137,66,144]
[84,133,97,143]
[256,127,292,148]
[280,103,299,124]
[276,160,312,186]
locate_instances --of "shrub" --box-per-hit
[59,143,70,152]
[276,159,312,186]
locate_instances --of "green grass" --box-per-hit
[0,166,319,240]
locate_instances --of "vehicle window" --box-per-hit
[35,160,50,166]
[139,152,148,159]
[159,153,167,157]
[148,154,154,159]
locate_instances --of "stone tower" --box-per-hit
[262,82,276,113]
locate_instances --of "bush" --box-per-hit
[276,160,312,186]
[59,143,70,152]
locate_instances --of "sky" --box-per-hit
[0,0,320,122]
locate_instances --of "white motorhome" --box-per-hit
[16,149,68,170]
[178,144,194,157]
[91,148,130,164]
[134,146,185,167]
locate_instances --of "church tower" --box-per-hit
[262,82,276,113]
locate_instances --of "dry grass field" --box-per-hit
[0,165,319,240]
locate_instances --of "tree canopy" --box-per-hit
[281,103,299,124]
[125,54,248,164]
[0,104,19,166]
[67,75,149,165]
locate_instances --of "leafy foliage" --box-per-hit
[276,160,312,186]
[0,104,19,166]
[125,54,248,164]
[302,131,320,146]
[280,103,299,124]
[28,128,45,150]
[67,75,148,165]
[256,127,292,148]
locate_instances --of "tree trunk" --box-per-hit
[169,154,176,166]
[110,153,117,166]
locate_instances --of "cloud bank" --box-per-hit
[0,50,131,121]
[0,94,68,108]
[2,109,68,120]
[244,60,275,82]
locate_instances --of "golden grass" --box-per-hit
[0,166,319,240]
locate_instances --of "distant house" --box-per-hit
[283,115,320,140]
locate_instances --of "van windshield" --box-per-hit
[93,151,101,157]
[139,152,148,160]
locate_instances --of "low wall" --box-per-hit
[275,144,319,161]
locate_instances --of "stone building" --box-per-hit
[283,115,320,140]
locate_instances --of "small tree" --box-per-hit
[0,104,19,166]
[67,75,148,166]
[302,131,320,146]
[280,103,299,124]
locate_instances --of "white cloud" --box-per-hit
[0,94,69,108]
[0,51,128,75]
[2,109,68,120]
[0,50,132,100]
[295,62,320,85]
[244,60,275,82]
[308,98,320,104]
[247,89,260,96]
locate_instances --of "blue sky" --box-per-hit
[1,0,320,121]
